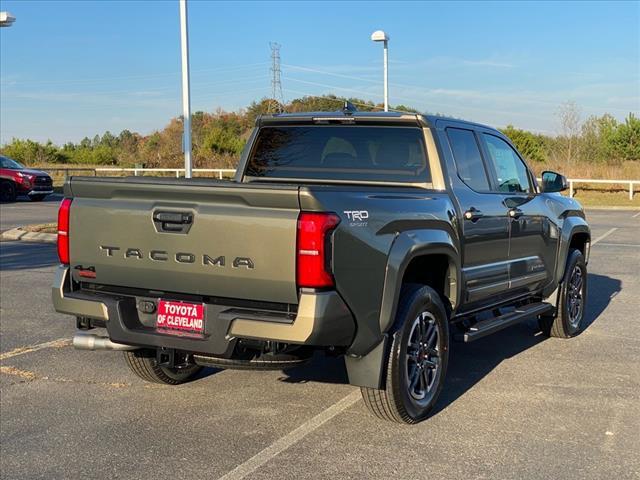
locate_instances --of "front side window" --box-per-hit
[482,134,533,194]
[246,125,430,183]
[446,128,490,192]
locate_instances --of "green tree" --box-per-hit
[580,114,618,163]
[288,94,345,112]
[392,104,421,113]
[246,98,276,124]
[141,132,163,167]
[0,138,66,164]
[500,125,546,163]
[90,144,118,165]
[201,115,246,156]
[611,113,640,162]
[100,131,116,148]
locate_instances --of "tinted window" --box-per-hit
[446,128,490,191]
[0,156,23,169]
[246,126,430,183]
[482,134,532,193]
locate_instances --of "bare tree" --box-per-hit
[557,101,582,165]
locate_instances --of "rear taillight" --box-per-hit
[296,212,340,288]
[57,198,72,265]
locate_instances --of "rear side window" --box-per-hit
[446,128,490,191]
[246,125,430,183]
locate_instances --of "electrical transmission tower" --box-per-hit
[268,42,284,113]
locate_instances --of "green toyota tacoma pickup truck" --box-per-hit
[53,110,590,424]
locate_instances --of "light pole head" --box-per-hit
[0,11,16,27]
[370,30,389,42]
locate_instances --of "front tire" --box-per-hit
[0,181,17,203]
[124,350,202,385]
[361,285,449,424]
[539,248,587,338]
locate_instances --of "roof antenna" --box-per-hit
[342,101,358,115]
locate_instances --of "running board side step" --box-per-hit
[458,302,554,342]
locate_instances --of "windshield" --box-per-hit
[0,156,24,170]
[246,125,430,183]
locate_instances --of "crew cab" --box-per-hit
[52,110,590,423]
[0,155,54,202]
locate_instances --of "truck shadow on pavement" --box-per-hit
[0,242,59,271]
[279,273,621,413]
[435,272,620,416]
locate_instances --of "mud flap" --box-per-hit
[544,285,560,313]
[344,335,388,389]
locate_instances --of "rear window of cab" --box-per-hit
[245,125,431,183]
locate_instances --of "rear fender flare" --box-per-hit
[345,229,459,389]
[378,229,460,334]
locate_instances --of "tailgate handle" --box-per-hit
[153,211,193,234]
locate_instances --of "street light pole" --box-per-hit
[179,0,192,178]
[382,39,388,112]
[371,30,390,112]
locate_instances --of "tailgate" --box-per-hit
[67,177,300,304]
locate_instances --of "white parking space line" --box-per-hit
[591,228,618,246]
[633,211,640,218]
[594,243,640,248]
[0,338,71,361]
[217,390,361,480]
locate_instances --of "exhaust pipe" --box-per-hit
[73,333,138,351]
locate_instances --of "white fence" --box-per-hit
[566,179,639,201]
[39,167,639,200]
[95,167,236,179]
[41,167,236,180]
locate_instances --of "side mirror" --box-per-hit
[541,170,568,193]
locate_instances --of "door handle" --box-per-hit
[153,211,193,224]
[463,207,483,221]
[152,210,194,234]
[508,208,523,219]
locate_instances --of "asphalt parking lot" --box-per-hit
[1,206,639,480]
[0,194,62,231]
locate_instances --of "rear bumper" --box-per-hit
[52,266,355,356]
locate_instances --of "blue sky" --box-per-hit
[1,0,638,144]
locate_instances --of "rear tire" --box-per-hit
[0,181,17,203]
[124,350,202,385]
[361,285,449,424]
[539,248,587,338]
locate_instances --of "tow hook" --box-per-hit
[156,348,193,369]
[157,347,175,367]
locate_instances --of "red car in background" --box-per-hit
[0,155,54,202]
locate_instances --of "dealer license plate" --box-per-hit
[156,300,205,334]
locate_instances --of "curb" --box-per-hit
[0,228,56,244]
